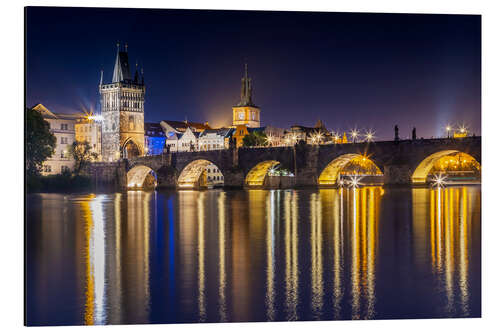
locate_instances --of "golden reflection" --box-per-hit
[266,190,277,320]
[310,193,323,318]
[82,195,107,325]
[347,187,380,319]
[125,191,152,323]
[218,192,227,321]
[332,188,344,318]
[197,192,206,321]
[284,190,299,320]
[428,186,477,316]
[412,151,480,184]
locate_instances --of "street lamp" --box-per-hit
[445,125,452,138]
[350,129,359,143]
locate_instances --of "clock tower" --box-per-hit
[232,63,261,128]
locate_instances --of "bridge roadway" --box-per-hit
[88,137,481,189]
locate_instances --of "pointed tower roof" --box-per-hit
[236,62,256,107]
[112,43,132,83]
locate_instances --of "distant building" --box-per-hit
[160,120,211,136]
[75,116,102,160]
[166,132,182,152]
[32,103,79,175]
[232,63,261,128]
[232,124,250,147]
[144,122,166,155]
[205,162,224,186]
[198,128,234,151]
[285,120,330,144]
[177,127,200,152]
[263,126,285,146]
[99,43,145,161]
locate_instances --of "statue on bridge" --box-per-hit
[394,125,400,141]
[412,127,417,140]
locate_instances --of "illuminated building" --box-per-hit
[32,103,79,175]
[198,128,234,151]
[160,120,211,136]
[232,63,261,128]
[75,116,102,160]
[285,120,330,144]
[170,127,200,152]
[144,122,166,155]
[99,43,145,161]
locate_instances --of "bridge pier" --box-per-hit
[383,164,412,185]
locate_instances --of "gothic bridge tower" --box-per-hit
[99,43,146,162]
[232,63,261,128]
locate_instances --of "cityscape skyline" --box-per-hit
[26,7,481,140]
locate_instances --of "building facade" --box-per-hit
[232,64,261,128]
[75,116,102,160]
[198,128,234,151]
[99,44,146,161]
[33,104,78,175]
[144,122,166,155]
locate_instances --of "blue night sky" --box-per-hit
[26,7,481,140]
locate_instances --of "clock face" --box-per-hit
[239,112,244,120]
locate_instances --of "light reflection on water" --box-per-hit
[26,186,481,326]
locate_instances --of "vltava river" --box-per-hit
[26,187,481,325]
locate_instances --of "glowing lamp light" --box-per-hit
[348,175,364,188]
[431,173,448,188]
[88,115,104,122]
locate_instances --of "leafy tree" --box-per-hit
[70,140,98,175]
[26,108,56,176]
[242,131,267,147]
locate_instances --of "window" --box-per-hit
[61,165,70,173]
[43,165,51,172]
[60,123,68,130]
[129,116,134,130]
[60,137,68,144]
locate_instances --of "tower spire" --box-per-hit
[112,43,132,83]
[238,62,253,107]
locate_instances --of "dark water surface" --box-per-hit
[26,187,481,325]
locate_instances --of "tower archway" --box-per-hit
[123,138,141,159]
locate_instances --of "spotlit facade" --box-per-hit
[99,44,146,161]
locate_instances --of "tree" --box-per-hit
[26,108,56,176]
[70,141,98,175]
[242,131,267,147]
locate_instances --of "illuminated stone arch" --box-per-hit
[177,159,224,189]
[127,165,157,189]
[245,160,281,186]
[411,150,481,184]
[122,137,142,159]
[318,153,383,186]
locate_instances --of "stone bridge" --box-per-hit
[92,137,481,189]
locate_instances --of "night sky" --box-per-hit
[26,7,481,140]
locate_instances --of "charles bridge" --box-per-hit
[87,137,481,189]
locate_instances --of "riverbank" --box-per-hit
[27,173,93,193]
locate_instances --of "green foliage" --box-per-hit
[32,173,92,192]
[70,140,98,175]
[26,108,56,176]
[242,131,267,147]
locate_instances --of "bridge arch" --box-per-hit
[245,160,281,186]
[411,150,481,184]
[127,165,157,189]
[318,153,383,186]
[177,159,224,189]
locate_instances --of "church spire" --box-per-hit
[237,62,254,107]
